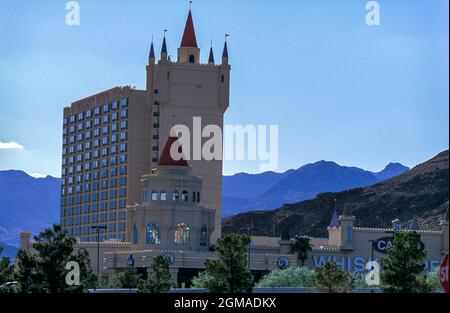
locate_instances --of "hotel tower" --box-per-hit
[60,9,230,242]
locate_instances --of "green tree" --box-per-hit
[425,267,441,291]
[0,246,14,285]
[14,224,97,293]
[192,234,253,293]
[111,268,141,289]
[381,231,431,293]
[256,267,316,288]
[138,255,174,293]
[315,262,355,293]
[291,236,313,267]
[351,272,369,288]
[191,270,217,289]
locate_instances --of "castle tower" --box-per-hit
[327,206,341,246]
[126,135,215,251]
[145,9,230,241]
[338,205,355,250]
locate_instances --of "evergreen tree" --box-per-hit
[14,224,97,293]
[0,246,14,285]
[381,231,431,293]
[315,262,355,293]
[291,236,313,267]
[138,255,174,293]
[111,268,141,289]
[192,234,253,293]
[256,267,316,288]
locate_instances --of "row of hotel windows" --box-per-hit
[68,223,125,236]
[61,197,126,211]
[62,155,127,176]
[133,223,208,246]
[63,98,128,126]
[63,126,128,145]
[63,213,126,226]
[62,187,127,199]
[62,205,127,217]
[62,148,127,167]
[62,134,128,156]
[62,170,127,187]
[63,111,128,136]
[142,190,200,203]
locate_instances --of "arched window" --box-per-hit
[200,224,208,246]
[151,190,158,201]
[142,190,148,202]
[189,54,195,63]
[172,190,179,201]
[146,223,161,244]
[181,190,188,202]
[197,192,200,203]
[174,223,190,245]
[133,224,138,244]
[192,191,196,202]
[160,190,167,201]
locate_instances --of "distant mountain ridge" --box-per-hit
[0,241,18,260]
[222,150,449,238]
[222,161,409,216]
[0,170,60,247]
[0,160,409,246]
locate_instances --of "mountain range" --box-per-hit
[0,158,413,248]
[222,161,409,216]
[0,170,60,247]
[222,150,449,238]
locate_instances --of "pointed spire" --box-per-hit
[221,34,229,65]
[329,208,340,228]
[180,9,198,48]
[208,44,215,64]
[149,40,155,62]
[222,40,228,58]
[160,30,168,61]
[161,36,167,54]
[410,214,420,231]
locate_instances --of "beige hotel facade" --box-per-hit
[19,9,449,287]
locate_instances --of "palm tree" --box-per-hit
[292,236,313,267]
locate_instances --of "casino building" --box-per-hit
[19,8,449,287]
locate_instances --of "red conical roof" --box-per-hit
[180,10,198,48]
[158,135,189,167]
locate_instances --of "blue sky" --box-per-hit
[0,0,448,176]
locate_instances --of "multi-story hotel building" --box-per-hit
[60,87,151,241]
[59,9,230,242]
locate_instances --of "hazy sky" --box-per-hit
[0,0,448,177]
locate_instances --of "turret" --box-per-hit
[222,40,228,65]
[410,214,420,231]
[208,45,215,65]
[148,41,155,65]
[338,204,355,250]
[160,33,168,61]
[177,9,200,64]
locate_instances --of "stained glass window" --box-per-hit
[146,223,161,244]
[174,223,190,245]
